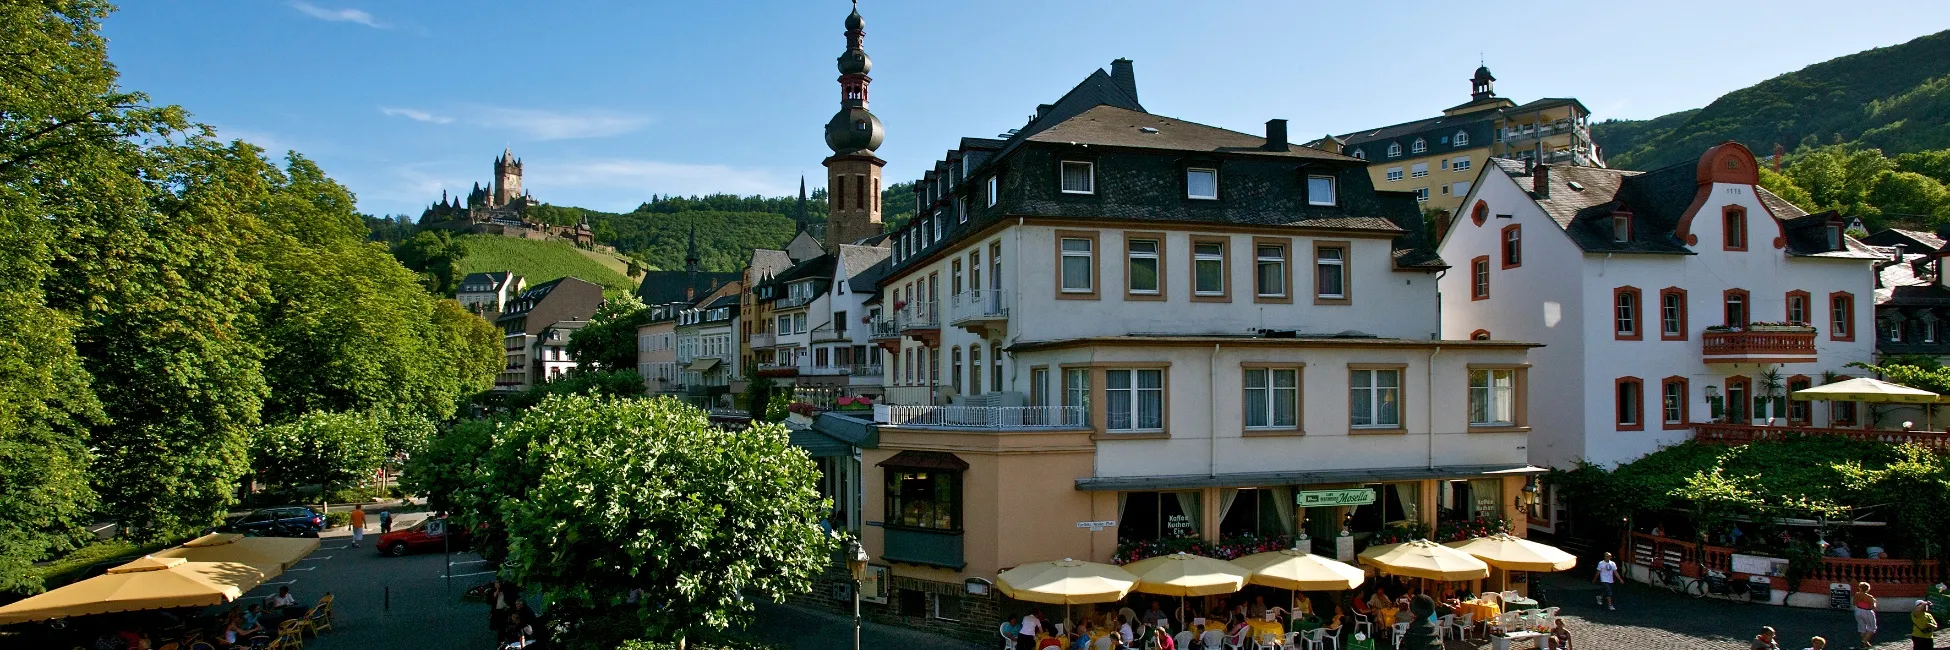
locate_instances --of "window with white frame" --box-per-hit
[1060,237,1093,292]
[1469,369,1516,426]
[1413,188,1429,202]
[1193,242,1225,296]
[1187,168,1218,200]
[1454,130,1469,146]
[933,212,943,240]
[1065,368,1089,408]
[986,176,998,207]
[1060,161,1095,194]
[1105,369,1164,431]
[1307,175,1336,206]
[1255,244,1286,297]
[1385,167,1403,182]
[1244,368,1299,429]
[1387,142,1402,158]
[1316,246,1346,299]
[1127,239,1160,294]
[1350,368,1401,428]
[1453,156,1471,171]
[1411,138,1427,153]
[1411,163,1429,179]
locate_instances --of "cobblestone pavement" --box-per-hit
[1508,571,1944,650]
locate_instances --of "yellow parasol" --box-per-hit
[997,558,1139,605]
[1231,548,1366,591]
[0,556,265,624]
[1790,377,1937,403]
[1122,552,1249,597]
[152,533,320,578]
[1444,534,1576,573]
[1358,539,1490,581]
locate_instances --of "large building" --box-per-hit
[1311,66,1603,216]
[492,276,606,392]
[1437,143,1879,492]
[418,149,596,247]
[456,271,525,320]
[797,10,1541,639]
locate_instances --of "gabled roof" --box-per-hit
[1860,228,1946,253]
[784,231,824,262]
[748,249,794,281]
[991,62,1146,159]
[837,244,892,286]
[636,270,741,306]
[1027,105,1354,162]
[458,271,513,290]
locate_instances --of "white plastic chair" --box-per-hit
[999,624,1018,650]
[1255,632,1281,650]
[1389,623,1409,650]
[1223,628,1251,650]
[1301,628,1326,650]
[1200,630,1224,650]
[1435,615,1454,640]
[1092,635,1114,650]
[1172,631,1191,649]
[1446,612,1475,642]
[1351,612,1373,639]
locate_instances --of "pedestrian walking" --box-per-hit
[1751,626,1780,650]
[1914,599,1939,650]
[1855,582,1880,648]
[349,504,367,547]
[1593,551,1619,611]
[379,509,393,534]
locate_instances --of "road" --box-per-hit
[241,513,496,650]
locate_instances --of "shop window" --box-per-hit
[1787,376,1811,425]
[1438,479,1502,523]
[885,470,961,531]
[1117,491,1201,542]
[1349,482,1420,534]
[1219,487,1296,538]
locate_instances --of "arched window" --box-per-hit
[1411,138,1427,154]
[1470,329,1492,341]
[1454,130,1470,146]
[1351,149,1366,160]
[1387,142,1402,158]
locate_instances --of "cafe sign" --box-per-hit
[1296,488,1376,507]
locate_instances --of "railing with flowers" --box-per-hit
[1434,516,1513,543]
[1113,534,1298,565]
[1368,522,1432,546]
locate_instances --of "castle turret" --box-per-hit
[493,148,523,206]
[822,0,885,255]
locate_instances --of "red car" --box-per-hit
[376,515,471,556]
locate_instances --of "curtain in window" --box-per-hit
[1219,488,1241,527]
[1272,370,1297,427]
[1106,370,1131,429]
[1377,371,1400,425]
[1269,487,1295,535]
[1173,491,1202,539]
[1244,370,1269,427]
[1352,372,1373,425]
[1137,370,1164,429]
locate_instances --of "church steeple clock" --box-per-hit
[822,0,885,255]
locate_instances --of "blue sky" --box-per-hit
[102,1,1948,218]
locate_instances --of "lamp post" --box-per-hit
[847,539,869,650]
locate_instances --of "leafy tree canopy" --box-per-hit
[252,411,388,494]
[567,295,652,373]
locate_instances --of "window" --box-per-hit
[1387,142,1401,158]
[968,345,982,395]
[1612,213,1632,243]
[794,313,807,333]
[1614,287,1642,340]
[1826,224,1843,251]
[1660,288,1688,340]
[1413,187,1429,202]
[932,214,942,241]
[1350,368,1402,429]
[1218,487,1296,538]
[1453,156,1472,171]
[1830,292,1855,341]
[1723,206,1747,251]
[988,343,1002,391]
[1471,201,1489,227]
[1786,291,1809,325]
[1193,240,1227,298]
[1385,167,1403,182]
[1661,377,1689,428]
[1615,377,1644,430]
[1469,329,1491,341]
[1060,161,1094,194]
[1453,181,1471,196]
[1030,367,1049,406]
[1831,378,1859,426]
[1501,225,1521,268]
[1470,256,1490,300]
[1116,491,1201,542]
[1065,367,1089,409]
[1787,376,1812,424]
[1243,368,1300,429]
[1127,237,1161,296]
[1724,289,1748,328]
[1307,175,1337,206]
[1454,130,1470,146]
[1352,149,1366,160]
[986,176,997,207]
[1468,368,1517,427]
[1104,369,1165,431]
[957,197,967,224]
[1255,243,1288,299]
[1315,244,1347,302]
[950,347,963,394]
[885,469,960,531]
[1059,237,1093,293]
[1186,168,1218,200]
[950,260,963,296]
[1411,163,1429,179]
[1411,138,1427,154]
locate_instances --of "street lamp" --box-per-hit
[847,539,869,650]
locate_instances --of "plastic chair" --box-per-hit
[1200,630,1224,650]
[999,623,1018,650]
[1174,631,1193,649]
[1434,615,1454,640]
[1255,632,1281,650]
[1446,613,1474,642]
[1301,628,1328,650]
[1223,628,1250,650]
[1351,612,1373,639]
[1388,623,1408,650]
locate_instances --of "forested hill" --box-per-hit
[530,181,915,272]
[1594,29,1950,170]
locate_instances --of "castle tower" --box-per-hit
[493,148,523,206]
[822,0,885,255]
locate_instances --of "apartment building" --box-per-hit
[675,282,742,404]
[751,244,891,392]
[456,271,524,320]
[491,276,604,392]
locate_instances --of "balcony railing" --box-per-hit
[774,294,814,310]
[756,362,799,377]
[748,332,775,348]
[811,325,851,343]
[849,363,883,377]
[1629,532,1939,597]
[1695,423,1950,452]
[868,317,901,340]
[949,289,1009,325]
[1701,326,1817,363]
[875,405,1089,429]
[897,302,939,331]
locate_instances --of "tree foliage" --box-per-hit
[252,411,388,494]
[497,369,647,411]
[488,396,834,645]
[394,229,468,295]
[567,295,652,372]
[400,418,496,512]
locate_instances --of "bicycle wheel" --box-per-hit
[1685,579,1708,599]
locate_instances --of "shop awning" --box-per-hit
[877,450,968,472]
[1072,464,1545,492]
[685,358,721,372]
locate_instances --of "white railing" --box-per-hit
[869,317,902,339]
[803,366,851,376]
[874,405,1089,429]
[897,301,939,329]
[950,289,1009,322]
[774,295,814,310]
[749,332,775,348]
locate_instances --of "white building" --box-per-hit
[753,244,890,391]
[1438,142,1881,473]
[456,271,524,320]
[535,320,586,383]
[675,282,741,398]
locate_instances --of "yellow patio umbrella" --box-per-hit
[997,558,1138,634]
[1793,377,1941,428]
[0,556,265,624]
[1232,548,1366,591]
[1122,552,1249,631]
[1358,539,1490,581]
[152,533,320,578]
[1444,534,1575,573]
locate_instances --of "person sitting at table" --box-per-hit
[1828,539,1853,558]
[1293,594,1314,620]
[1366,590,1391,613]
[1322,604,1345,633]
[1068,628,1090,650]
[267,585,305,621]
[1226,613,1250,639]
[1250,595,1270,620]
[1145,601,1168,627]
[1116,614,1136,650]
[1543,618,1572,650]
[1150,622,1176,650]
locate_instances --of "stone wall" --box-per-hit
[783,558,1001,646]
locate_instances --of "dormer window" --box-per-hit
[1187,168,1218,200]
[1612,213,1632,243]
[1351,149,1366,161]
[1454,130,1470,146]
[1060,161,1095,194]
[1826,223,1843,251]
[1387,142,1402,158]
[1411,138,1427,154]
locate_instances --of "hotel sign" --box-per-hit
[1296,488,1376,507]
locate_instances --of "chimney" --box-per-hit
[1893,243,1906,263]
[1263,119,1289,151]
[1110,58,1139,104]
[1532,165,1551,199]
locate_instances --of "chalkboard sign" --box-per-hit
[1830,583,1852,609]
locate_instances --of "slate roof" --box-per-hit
[1336,98,1583,148]
[837,244,891,284]
[636,270,741,306]
[1486,158,1882,259]
[748,249,794,282]
[1876,253,1941,305]
[459,271,514,289]
[1026,105,1355,162]
[1860,228,1947,253]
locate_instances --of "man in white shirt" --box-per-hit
[1593,551,1619,611]
[1118,615,1134,647]
[1017,610,1040,650]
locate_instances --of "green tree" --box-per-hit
[567,295,651,372]
[1784,145,1895,218]
[1896,149,1950,186]
[395,229,469,295]
[1836,444,1950,559]
[1868,170,1950,223]
[1757,167,1816,208]
[493,396,833,645]
[252,411,388,495]
[502,369,646,411]
[400,418,496,512]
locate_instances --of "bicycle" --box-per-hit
[1698,569,1755,604]
[1650,562,1691,596]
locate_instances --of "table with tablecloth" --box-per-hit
[1247,619,1285,640]
[1502,597,1539,611]
[1456,600,1500,623]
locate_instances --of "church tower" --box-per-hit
[822,0,885,255]
[493,148,523,206]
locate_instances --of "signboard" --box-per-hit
[1731,553,1788,577]
[1167,514,1196,538]
[860,565,890,604]
[1076,520,1117,532]
[1297,488,1376,507]
[1829,583,1852,610]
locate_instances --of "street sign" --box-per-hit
[1076,520,1117,531]
[1296,488,1376,507]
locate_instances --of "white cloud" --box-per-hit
[380,107,454,124]
[288,1,388,29]
[466,107,650,141]
[532,158,789,198]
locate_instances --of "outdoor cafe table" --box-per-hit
[1457,600,1500,623]
[1503,597,1539,611]
[1247,619,1284,639]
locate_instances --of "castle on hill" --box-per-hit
[419,148,597,248]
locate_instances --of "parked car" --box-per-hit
[222,506,325,534]
[377,515,470,556]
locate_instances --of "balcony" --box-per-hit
[1701,326,1818,363]
[774,294,814,310]
[881,384,947,406]
[849,363,883,378]
[882,526,964,570]
[1694,423,1950,452]
[811,324,851,343]
[756,362,799,378]
[868,316,902,350]
[897,302,940,346]
[949,289,1009,336]
[875,405,1089,430]
[748,332,775,349]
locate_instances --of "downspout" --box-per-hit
[1012,217,1025,392]
[1210,344,1220,478]
[1428,345,1442,470]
